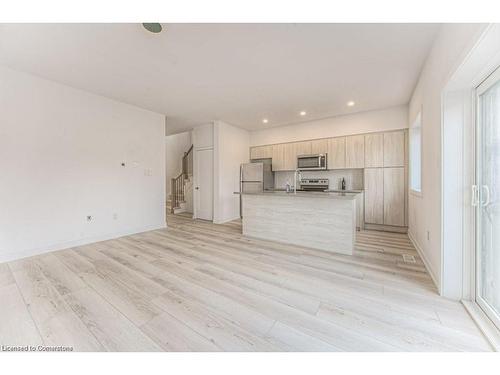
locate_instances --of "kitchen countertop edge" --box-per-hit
[234,191,358,200]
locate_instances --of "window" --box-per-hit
[410,111,422,193]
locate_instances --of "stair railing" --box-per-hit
[171,144,193,213]
[171,173,185,213]
[182,144,193,177]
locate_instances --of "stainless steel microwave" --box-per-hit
[297,154,327,170]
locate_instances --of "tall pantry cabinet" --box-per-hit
[363,129,407,228]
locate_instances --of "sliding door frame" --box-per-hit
[474,65,500,330]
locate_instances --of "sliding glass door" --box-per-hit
[475,66,500,329]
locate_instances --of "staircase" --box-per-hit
[169,145,193,214]
[168,176,193,214]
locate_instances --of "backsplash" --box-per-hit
[274,169,364,190]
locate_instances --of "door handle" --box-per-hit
[481,185,490,207]
[472,185,479,206]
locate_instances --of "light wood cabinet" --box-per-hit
[253,141,313,171]
[383,131,405,167]
[364,168,384,224]
[345,135,365,168]
[310,139,328,154]
[250,145,273,160]
[283,143,297,170]
[383,167,405,226]
[276,141,311,170]
[294,141,312,157]
[271,144,286,171]
[327,137,346,169]
[364,133,384,167]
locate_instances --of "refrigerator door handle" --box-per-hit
[240,165,243,218]
[240,165,243,193]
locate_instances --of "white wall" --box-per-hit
[165,131,191,197]
[250,105,408,146]
[192,123,215,150]
[213,121,250,224]
[0,66,166,263]
[407,24,486,291]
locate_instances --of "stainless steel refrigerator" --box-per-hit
[239,159,274,217]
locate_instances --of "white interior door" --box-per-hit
[194,148,213,221]
[475,66,500,329]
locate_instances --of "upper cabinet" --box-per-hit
[311,139,328,154]
[257,129,407,172]
[283,143,298,170]
[364,133,384,168]
[271,144,286,171]
[272,141,311,171]
[345,135,365,169]
[286,141,311,170]
[250,145,273,160]
[294,141,312,158]
[383,130,405,167]
[327,137,346,169]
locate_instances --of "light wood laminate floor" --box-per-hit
[0,213,492,351]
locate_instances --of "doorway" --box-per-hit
[475,65,500,329]
[194,148,213,221]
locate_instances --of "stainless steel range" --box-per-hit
[299,178,329,191]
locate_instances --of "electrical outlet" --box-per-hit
[144,168,152,176]
[86,215,92,222]
[113,213,118,220]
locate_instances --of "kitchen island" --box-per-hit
[239,191,357,255]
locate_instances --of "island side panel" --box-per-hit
[241,194,355,255]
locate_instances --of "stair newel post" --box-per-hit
[170,178,175,214]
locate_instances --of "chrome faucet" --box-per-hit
[293,169,302,194]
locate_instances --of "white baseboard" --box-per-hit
[408,230,440,293]
[0,222,167,264]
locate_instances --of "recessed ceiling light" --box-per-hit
[347,101,355,107]
[300,111,307,116]
[262,119,269,124]
[142,23,163,34]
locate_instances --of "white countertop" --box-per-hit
[235,190,357,200]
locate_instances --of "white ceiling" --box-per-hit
[0,23,439,134]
